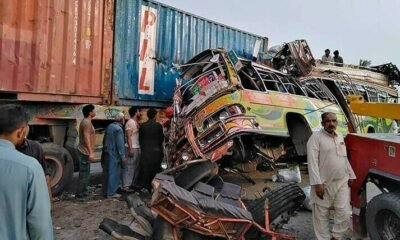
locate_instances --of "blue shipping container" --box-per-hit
[113,0,268,107]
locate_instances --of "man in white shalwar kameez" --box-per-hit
[307,112,356,240]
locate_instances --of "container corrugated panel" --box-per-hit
[0,0,114,104]
[113,0,268,107]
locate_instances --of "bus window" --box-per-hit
[378,91,388,103]
[366,87,378,102]
[303,79,334,101]
[258,69,284,92]
[336,82,353,96]
[238,64,266,91]
[355,84,368,101]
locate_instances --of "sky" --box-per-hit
[157,0,400,67]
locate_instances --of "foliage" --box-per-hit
[359,59,372,67]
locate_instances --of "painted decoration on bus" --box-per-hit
[190,72,224,95]
[138,6,158,95]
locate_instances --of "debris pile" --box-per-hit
[99,174,305,239]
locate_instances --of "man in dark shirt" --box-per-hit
[17,132,52,197]
[333,50,344,67]
[137,109,164,191]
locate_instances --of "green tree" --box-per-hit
[359,59,371,67]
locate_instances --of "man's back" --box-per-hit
[139,120,163,149]
[334,56,344,66]
[0,140,53,240]
[125,118,140,148]
[103,122,125,156]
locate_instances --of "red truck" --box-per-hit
[345,96,400,239]
[346,133,400,240]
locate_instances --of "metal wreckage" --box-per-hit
[99,40,400,239]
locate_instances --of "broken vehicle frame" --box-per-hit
[268,39,315,77]
[151,182,295,240]
[166,49,348,186]
[299,63,399,134]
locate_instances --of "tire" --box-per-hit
[366,192,400,240]
[151,216,174,240]
[181,229,218,240]
[153,218,216,240]
[174,161,218,190]
[64,144,80,171]
[243,183,306,226]
[41,143,74,196]
[65,126,80,171]
[181,229,205,240]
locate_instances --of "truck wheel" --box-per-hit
[64,145,80,171]
[41,143,74,196]
[366,193,400,240]
[174,161,218,190]
[243,184,306,227]
[182,229,214,239]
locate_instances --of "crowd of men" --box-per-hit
[76,105,164,199]
[0,103,361,240]
[0,104,165,239]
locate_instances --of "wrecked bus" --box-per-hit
[264,39,400,134]
[166,49,347,188]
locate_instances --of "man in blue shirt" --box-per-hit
[0,104,53,239]
[101,112,127,198]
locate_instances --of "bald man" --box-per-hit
[101,112,127,198]
[307,112,356,240]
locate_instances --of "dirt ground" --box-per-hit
[52,162,317,240]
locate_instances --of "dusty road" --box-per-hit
[52,163,317,240]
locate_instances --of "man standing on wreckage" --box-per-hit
[307,112,356,240]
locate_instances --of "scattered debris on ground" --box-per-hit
[53,167,317,240]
